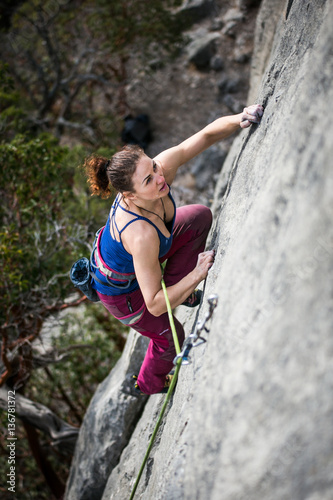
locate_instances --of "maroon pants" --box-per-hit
[98,204,212,394]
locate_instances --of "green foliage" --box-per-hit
[88,0,184,59]
[64,143,114,225]
[0,0,187,495]
[27,304,127,424]
[0,126,114,317]
[0,126,123,500]
[0,134,71,317]
[0,129,124,498]
[0,0,185,141]
[0,62,30,141]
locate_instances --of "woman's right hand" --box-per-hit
[240,104,264,128]
[195,250,215,281]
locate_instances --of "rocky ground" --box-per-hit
[126,0,261,206]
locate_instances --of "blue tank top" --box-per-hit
[92,190,176,296]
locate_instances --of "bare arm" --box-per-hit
[155,104,264,185]
[128,222,214,317]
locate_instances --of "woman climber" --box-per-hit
[84,104,263,395]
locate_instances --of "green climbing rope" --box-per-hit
[129,277,182,500]
[161,277,182,355]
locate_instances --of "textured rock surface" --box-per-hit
[67,0,333,498]
[64,332,149,500]
[103,0,333,499]
[247,0,286,103]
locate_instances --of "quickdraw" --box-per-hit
[173,294,218,365]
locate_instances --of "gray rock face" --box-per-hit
[248,0,286,103]
[66,0,333,499]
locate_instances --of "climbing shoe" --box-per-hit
[132,373,174,395]
[132,375,146,396]
[160,373,174,393]
[181,289,202,308]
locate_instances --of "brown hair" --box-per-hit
[83,144,145,199]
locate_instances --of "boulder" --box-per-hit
[187,31,220,69]
[237,0,262,9]
[223,94,244,113]
[190,145,228,190]
[121,114,152,150]
[64,331,149,500]
[176,0,216,28]
[217,75,243,94]
[210,54,224,71]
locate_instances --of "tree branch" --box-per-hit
[23,421,65,498]
[56,117,95,138]
[44,366,82,424]
[0,385,79,454]
[31,343,92,369]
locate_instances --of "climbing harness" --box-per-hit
[174,294,218,365]
[129,281,218,500]
[90,226,137,289]
[70,226,138,302]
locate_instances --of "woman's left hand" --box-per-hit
[240,104,264,129]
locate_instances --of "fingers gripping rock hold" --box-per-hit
[196,250,215,282]
[240,104,264,128]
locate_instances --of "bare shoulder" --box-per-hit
[121,219,160,257]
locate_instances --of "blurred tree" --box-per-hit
[0,62,118,386]
[87,0,184,115]
[0,0,25,30]
[0,65,124,497]
[0,132,79,384]
[0,0,184,144]
[0,1,185,495]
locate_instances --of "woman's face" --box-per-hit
[129,154,169,202]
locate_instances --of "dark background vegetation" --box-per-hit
[0,1,184,497]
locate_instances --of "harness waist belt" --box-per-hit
[91,226,136,289]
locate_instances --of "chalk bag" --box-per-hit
[70,257,100,302]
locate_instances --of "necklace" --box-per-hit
[133,198,166,223]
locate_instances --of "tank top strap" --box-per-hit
[109,194,142,240]
[110,190,175,240]
[109,201,118,241]
[112,194,163,236]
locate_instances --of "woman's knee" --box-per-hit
[159,320,184,361]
